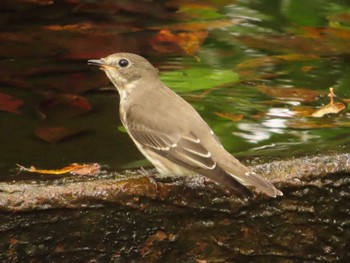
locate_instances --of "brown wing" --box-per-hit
[128,125,252,198]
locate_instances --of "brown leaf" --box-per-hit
[287,120,337,129]
[150,29,208,56]
[311,102,345,117]
[290,106,316,117]
[0,24,140,59]
[301,65,314,73]
[0,93,23,114]
[44,23,95,32]
[311,88,346,117]
[236,54,318,70]
[38,94,91,120]
[214,112,244,121]
[234,25,350,57]
[256,85,323,102]
[35,125,86,143]
[251,111,266,119]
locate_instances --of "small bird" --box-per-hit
[88,53,282,198]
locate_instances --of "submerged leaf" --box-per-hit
[38,94,92,120]
[35,125,86,143]
[256,85,323,102]
[290,106,316,117]
[0,93,23,114]
[287,120,337,129]
[236,54,319,70]
[150,29,208,56]
[214,112,244,121]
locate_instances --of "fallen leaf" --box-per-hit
[251,111,266,119]
[44,23,95,32]
[287,120,337,129]
[150,29,208,56]
[256,85,323,102]
[311,102,345,117]
[235,54,319,70]
[35,125,86,143]
[17,163,101,176]
[290,106,316,117]
[0,93,23,114]
[214,112,244,121]
[311,88,346,117]
[37,93,91,120]
[301,65,314,73]
[234,24,350,57]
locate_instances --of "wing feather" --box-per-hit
[129,127,215,170]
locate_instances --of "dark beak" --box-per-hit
[87,59,104,66]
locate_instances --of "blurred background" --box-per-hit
[1,0,350,180]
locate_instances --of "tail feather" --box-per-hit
[228,170,283,197]
[202,165,253,198]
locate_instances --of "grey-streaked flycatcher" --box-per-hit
[88,53,282,198]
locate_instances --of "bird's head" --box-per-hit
[88,53,158,90]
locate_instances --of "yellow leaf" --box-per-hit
[17,163,101,176]
[214,112,244,121]
[311,88,346,117]
[311,102,345,117]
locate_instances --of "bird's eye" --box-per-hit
[118,59,129,68]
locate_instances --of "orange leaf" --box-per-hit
[44,23,95,32]
[311,102,346,117]
[290,88,346,117]
[17,163,101,176]
[150,29,208,56]
[214,112,244,121]
[301,65,314,73]
[311,88,346,117]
